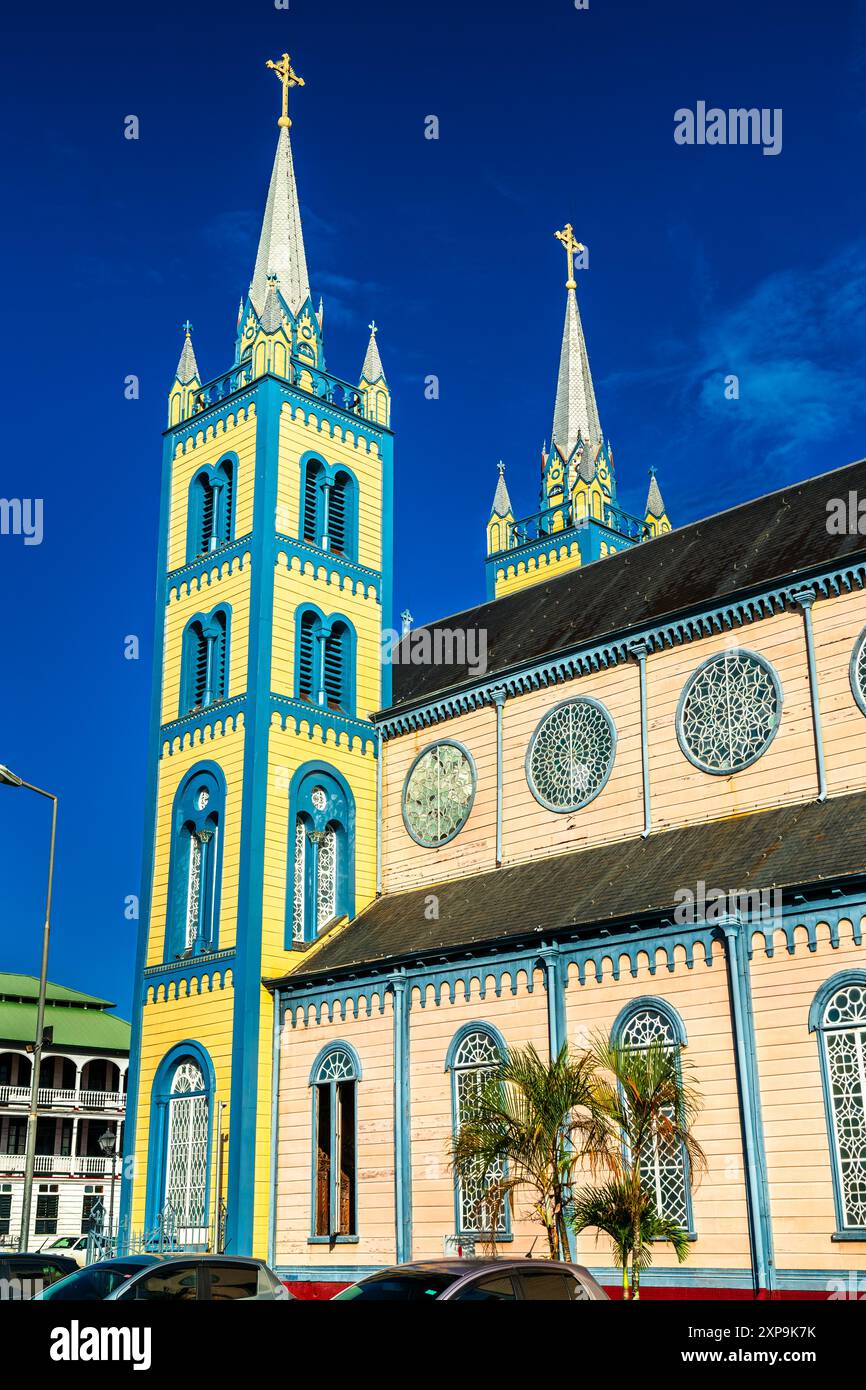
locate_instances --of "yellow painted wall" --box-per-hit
[167,408,257,572]
[272,557,381,715]
[162,562,252,721]
[493,539,583,599]
[131,977,235,1231]
[811,587,866,796]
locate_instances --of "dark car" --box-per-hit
[331,1258,609,1301]
[106,1255,293,1301]
[34,1254,164,1301]
[36,1253,293,1301]
[0,1251,79,1300]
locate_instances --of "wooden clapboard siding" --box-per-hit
[408,971,549,1257]
[274,1002,396,1267]
[565,950,753,1270]
[382,706,497,893]
[750,918,866,1271]
[647,612,817,831]
[812,587,866,796]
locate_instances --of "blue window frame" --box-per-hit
[287,764,355,947]
[309,1043,361,1242]
[164,764,226,960]
[809,971,866,1236]
[145,1042,215,1241]
[179,606,230,714]
[186,456,235,562]
[299,455,358,560]
[611,998,696,1238]
[446,1023,511,1240]
[293,605,356,715]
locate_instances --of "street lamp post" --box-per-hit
[0,765,58,1251]
[98,1126,119,1251]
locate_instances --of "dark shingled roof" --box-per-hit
[382,458,866,715]
[271,792,866,985]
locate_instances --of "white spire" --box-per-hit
[550,286,602,461]
[491,461,513,517]
[250,126,310,318]
[646,466,667,519]
[360,320,386,383]
[175,324,200,385]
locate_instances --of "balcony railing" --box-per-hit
[0,1153,112,1176]
[193,356,367,419]
[0,1086,126,1111]
[495,498,648,555]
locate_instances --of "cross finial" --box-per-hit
[400,608,413,636]
[266,52,305,129]
[368,320,378,336]
[497,459,505,476]
[554,223,586,291]
[182,319,193,336]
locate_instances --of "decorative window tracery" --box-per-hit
[526,697,616,812]
[677,649,781,774]
[849,628,866,718]
[618,1005,690,1231]
[288,769,353,946]
[814,978,866,1230]
[165,1060,208,1233]
[449,1028,508,1237]
[402,742,476,847]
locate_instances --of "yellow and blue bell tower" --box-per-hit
[122,54,393,1257]
[485,224,671,599]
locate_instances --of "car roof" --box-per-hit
[8,1252,77,1265]
[375,1258,598,1277]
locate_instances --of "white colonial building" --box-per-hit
[0,974,129,1249]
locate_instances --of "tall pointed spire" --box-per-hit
[646,465,667,520]
[250,54,310,317]
[550,225,602,460]
[490,460,512,517]
[360,321,386,384]
[175,321,200,385]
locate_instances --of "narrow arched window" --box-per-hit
[617,1004,691,1231]
[302,460,322,545]
[311,1047,359,1239]
[288,770,353,946]
[166,768,224,959]
[448,1028,508,1237]
[186,621,208,710]
[180,609,229,715]
[811,976,866,1231]
[323,622,347,711]
[297,610,317,701]
[327,471,355,557]
[188,460,234,560]
[165,1059,209,1235]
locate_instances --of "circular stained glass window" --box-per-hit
[677,649,782,775]
[526,697,616,813]
[849,628,866,717]
[402,741,476,847]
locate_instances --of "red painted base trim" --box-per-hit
[285,1279,836,1302]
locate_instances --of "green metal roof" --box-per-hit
[0,975,130,1053]
[0,973,115,1008]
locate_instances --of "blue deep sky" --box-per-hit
[1,0,864,1016]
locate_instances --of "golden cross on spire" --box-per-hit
[554,223,586,290]
[266,52,305,129]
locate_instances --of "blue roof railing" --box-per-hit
[191,356,366,419]
[495,498,648,555]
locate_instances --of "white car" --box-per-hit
[38,1235,90,1267]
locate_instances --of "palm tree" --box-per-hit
[585,1036,706,1299]
[570,1179,690,1300]
[449,1043,601,1260]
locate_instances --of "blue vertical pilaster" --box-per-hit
[390,970,412,1263]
